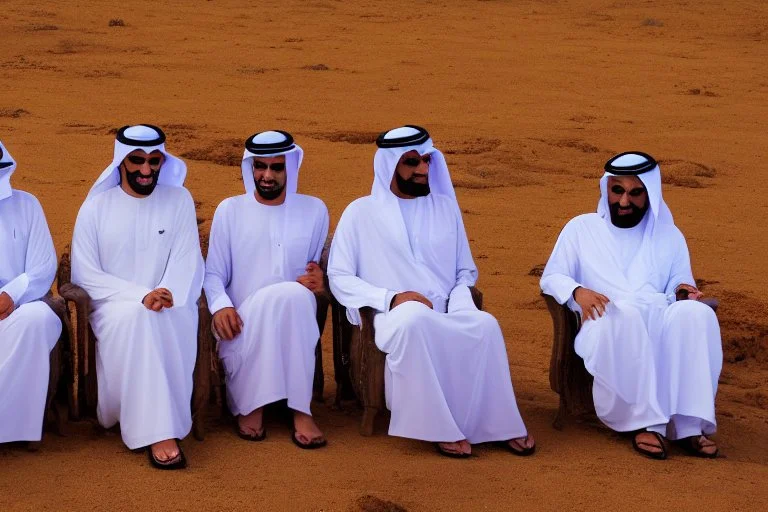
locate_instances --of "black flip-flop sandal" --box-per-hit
[147,443,187,470]
[236,423,267,442]
[291,431,327,450]
[497,436,536,457]
[434,442,471,459]
[675,435,719,459]
[632,431,668,460]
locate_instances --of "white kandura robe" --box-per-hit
[329,193,528,443]
[203,193,329,416]
[540,213,722,438]
[71,185,203,449]
[0,190,61,443]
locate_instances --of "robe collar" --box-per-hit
[0,140,18,202]
[241,130,303,196]
[86,124,187,200]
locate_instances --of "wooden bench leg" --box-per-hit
[360,406,377,436]
[192,409,206,441]
[553,396,568,431]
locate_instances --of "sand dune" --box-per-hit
[1,1,767,510]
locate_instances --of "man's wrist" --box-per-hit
[572,286,582,300]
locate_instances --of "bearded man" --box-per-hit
[71,124,203,469]
[328,125,534,458]
[541,151,722,459]
[0,139,61,445]
[204,130,329,448]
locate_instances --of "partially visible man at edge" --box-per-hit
[0,139,61,445]
[328,125,535,458]
[541,151,722,459]
[71,124,203,470]
[204,130,329,449]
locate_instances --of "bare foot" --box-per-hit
[507,433,536,455]
[633,431,667,459]
[681,435,718,458]
[437,439,471,456]
[293,411,325,445]
[151,438,180,463]
[238,407,265,437]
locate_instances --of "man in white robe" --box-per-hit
[541,151,722,459]
[204,130,329,448]
[0,140,62,444]
[328,125,534,458]
[71,125,203,469]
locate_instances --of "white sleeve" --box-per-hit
[454,205,478,288]
[0,196,56,306]
[203,200,235,314]
[665,230,695,296]
[71,200,152,303]
[311,202,330,264]
[328,204,393,313]
[540,221,582,305]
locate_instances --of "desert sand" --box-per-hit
[1,1,767,510]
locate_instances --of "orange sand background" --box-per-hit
[1,1,767,510]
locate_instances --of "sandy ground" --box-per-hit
[1,0,767,510]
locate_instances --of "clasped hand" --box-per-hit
[675,283,703,301]
[0,291,16,321]
[142,288,174,312]
[296,262,325,294]
[573,287,610,322]
[390,291,433,311]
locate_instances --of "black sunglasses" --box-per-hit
[126,155,162,166]
[402,155,432,167]
[611,185,646,197]
[253,161,286,171]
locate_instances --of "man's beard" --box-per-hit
[125,168,160,196]
[395,172,430,197]
[609,202,648,228]
[255,180,285,200]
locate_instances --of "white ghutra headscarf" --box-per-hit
[86,124,187,200]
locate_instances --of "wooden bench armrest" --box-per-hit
[58,282,92,310]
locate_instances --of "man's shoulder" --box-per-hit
[291,193,328,213]
[563,213,600,231]
[338,196,374,218]
[654,222,686,242]
[156,184,193,202]
[215,194,248,212]
[7,189,40,207]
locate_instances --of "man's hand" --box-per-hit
[296,262,325,294]
[390,291,433,311]
[675,284,703,301]
[212,307,243,341]
[142,288,174,312]
[0,292,16,321]
[573,287,610,322]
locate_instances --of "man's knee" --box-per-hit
[667,299,717,323]
[388,301,433,334]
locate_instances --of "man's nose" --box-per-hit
[139,162,153,175]
[619,194,631,207]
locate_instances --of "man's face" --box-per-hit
[253,155,287,201]
[392,150,431,198]
[120,149,164,197]
[607,175,649,228]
